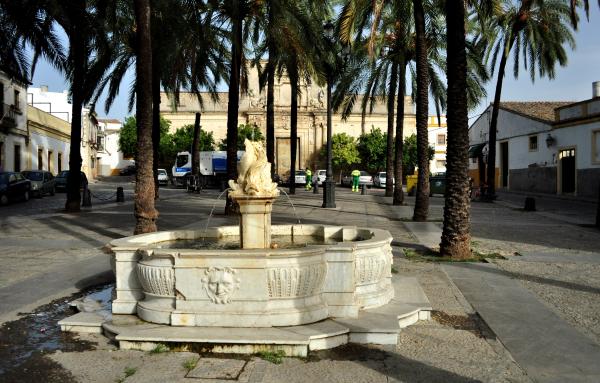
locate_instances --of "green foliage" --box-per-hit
[118,116,217,169]
[171,124,216,153]
[183,358,198,372]
[321,133,360,174]
[219,124,264,151]
[149,343,169,354]
[257,350,286,364]
[357,127,387,174]
[118,117,138,158]
[115,366,137,382]
[402,134,434,176]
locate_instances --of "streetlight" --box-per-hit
[322,21,337,208]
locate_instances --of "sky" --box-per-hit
[30,7,600,124]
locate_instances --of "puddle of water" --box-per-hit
[157,235,341,250]
[0,284,113,379]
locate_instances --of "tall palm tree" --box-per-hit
[133,0,158,233]
[44,0,113,212]
[439,0,471,258]
[485,0,575,198]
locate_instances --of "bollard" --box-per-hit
[313,180,319,194]
[361,184,367,195]
[524,197,536,211]
[116,187,124,202]
[596,184,600,229]
[82,187,92,207]
[220,179,227,192]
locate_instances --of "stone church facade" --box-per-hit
[160,66,416,176]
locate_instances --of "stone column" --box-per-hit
[235,196,276,249]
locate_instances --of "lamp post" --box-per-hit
[322,21,336,208]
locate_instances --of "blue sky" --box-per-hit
[30,7,600,123]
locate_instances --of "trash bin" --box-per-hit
[406,172,418,196]
[429,173,446,196]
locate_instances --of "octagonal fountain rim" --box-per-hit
[107,224,392,255]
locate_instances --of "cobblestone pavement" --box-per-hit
[1,181,599,382]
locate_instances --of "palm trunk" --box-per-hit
[267,58,275,178]
[289,63,298,195]
[192,112,201,174]
[266,6,275,179]
[393,59,406,205]
[440,0,471,258]
[487,43,511,198]
[385,59,398,197]
[151,65,160,199]
[412,0,430,221]
[225,8,242,215]
[133,0,157,234]
[65,33,84,212]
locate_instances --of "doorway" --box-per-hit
[559,148,576,193]
[500,141,509,188]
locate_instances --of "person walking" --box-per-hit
[351,169,361,192]
[305,169,313,191]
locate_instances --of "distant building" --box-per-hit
[428,116,447,174]
[160,64,418,177]
[469,84,600,198]
[27,86,100,179]
[97,118,131,176]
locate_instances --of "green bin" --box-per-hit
[429,174,446,196]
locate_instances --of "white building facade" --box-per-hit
[469,92,600,198]
[428,116,447,174]
[27,86,99,179]
[97,118,131,176]
[0,69,29,172]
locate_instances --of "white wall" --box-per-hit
[28,132,70,173]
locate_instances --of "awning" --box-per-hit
[468,143,486,158]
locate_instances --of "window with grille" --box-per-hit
[529,135,538,151]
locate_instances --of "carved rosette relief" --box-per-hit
[355,252,387,285]
[137,264,175,297]
[267,264,326,298]
[201,267,241,304]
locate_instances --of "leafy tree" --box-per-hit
[357,127,387,174]
[119,116,171,158]
[172,124,216,153]
[219,124,264,151]
[321,133,360,181]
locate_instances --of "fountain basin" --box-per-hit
[108,224,393,327]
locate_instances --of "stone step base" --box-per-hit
[59,277,431,356]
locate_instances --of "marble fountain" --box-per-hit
[59,140,431,356]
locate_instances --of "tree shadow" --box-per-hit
[310,343,483,383]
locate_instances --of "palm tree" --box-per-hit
[485,0,575,198]
[0,0,63,80]
[439,0,471,258]
[132,0,158,233]
[43,0,113,212]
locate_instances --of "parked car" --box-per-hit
[341,171,373,187]
[316,169,326,185]
[55,170,88,192]
[0,172,31,205]
[119,164,136,176]
[22,170,55,197]
[157,169,169,186]
[373,172,394,188]
[293,170,306,185]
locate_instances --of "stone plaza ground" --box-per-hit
[1,178,599,382]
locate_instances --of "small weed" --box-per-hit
[183,358,198,371]
[257,350,285,364]
[404,248,505,263]
[115,367,137,383]
[149,343,169,354]
[391,265,398,274]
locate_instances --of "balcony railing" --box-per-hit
[0,103,17,129]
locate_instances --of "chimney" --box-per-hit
[40,85,48,93]
[593,81,600,98]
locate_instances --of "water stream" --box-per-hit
[202,188,230,242]
[278,188,302,225]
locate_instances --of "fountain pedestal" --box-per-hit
[234,196,276,249]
